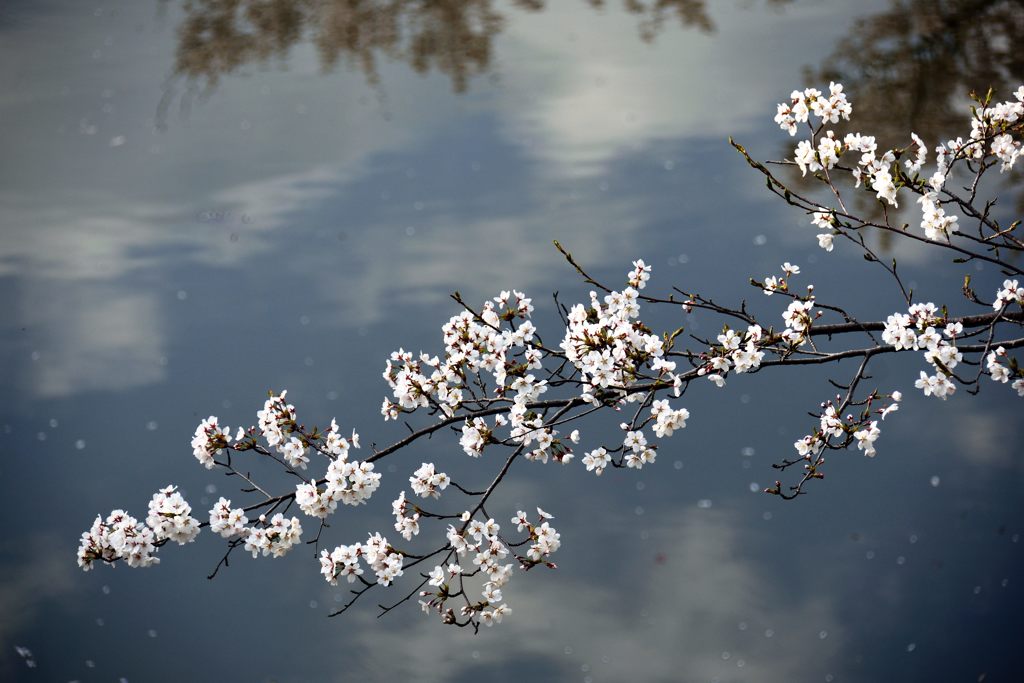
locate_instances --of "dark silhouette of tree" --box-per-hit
[168,0,788,95]
[772,0,1024,230]
[810,0,1024,146]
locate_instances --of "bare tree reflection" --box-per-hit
[810,0,1024,146]
[590,0,713,38]
[173,0,510,93]
[167,0,789,99]
[778,0,1024,234]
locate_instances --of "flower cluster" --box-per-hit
[458,383,570,464]
[781,299,815,344]
[319,542,364,584]
[254,391,358,472]
[994,279,1024,311]
[421,510,555,626]
[699,323,766,388]
[515,408,570,464]
[792,406,834,459]
[782,83,1023,248]
[447,517,506,571]
[426,562,462,588]
[621,428,655,469]
[214,498,305,558]
[145,485,201,545]
[209,497,249,538]
[774,82,852,136]
[846,133,898,206]
[790,390,900,465]
[405,461,449,498]
[296,456,381,518]
[197,393,345,474]
[323,418,358,457]
[627,259,652,289]
[417,513,520,627]
[560,260,668,400]
[581,446,611,475]
[650,400,690,438]
[810,209,837,251]
[881,302,963,399]
[967,87,1023,171]
[986,347,1024,396]
[255,392,293,441]
[294,480,332,518]
[760,262,801,296]
[853,421,881,457]
[78,486,203,570]
[381,290,537,421]
[512,507,561,566]
[78,509,159,570]
[320,532,405,587]
[190,416,232,469]
[380,289,576,468]
[382,267,695,483]
[257,391,297,448]
[242,513,303,558]
[391,491,420,540]
[459,416,491,457]
[917,188,959,241]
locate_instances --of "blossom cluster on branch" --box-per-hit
[79,81,1024,628]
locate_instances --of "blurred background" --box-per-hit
[1,0,1022,680]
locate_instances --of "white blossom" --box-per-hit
[146,485,200,545]
[209,498,249,538]
[581,447,610,475]
[191,416,230,469]
[409,462,450,499]
[853,421,881,457]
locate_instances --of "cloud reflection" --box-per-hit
[343,509,841,682]
[495,1,861,178]
[23,286,166,398]
[0,537,76,668]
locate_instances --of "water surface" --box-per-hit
[2,1,1022,681]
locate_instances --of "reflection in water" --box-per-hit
[812,0,1024,144]
[0,538,76,671]
[346,510,841,682]
[3,1,1023,680]
[778,0,1024,239]
[27,288,166,398]
[168,0,788,98]
[173,0,515,94]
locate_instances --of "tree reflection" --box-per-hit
[174,0,511,94]
[782,0,1024,228]
[169,0,788,95]
[810,0,1023,145]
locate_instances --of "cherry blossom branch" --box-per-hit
[76,80,1024,635]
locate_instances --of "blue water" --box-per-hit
[2,1,1022,681]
